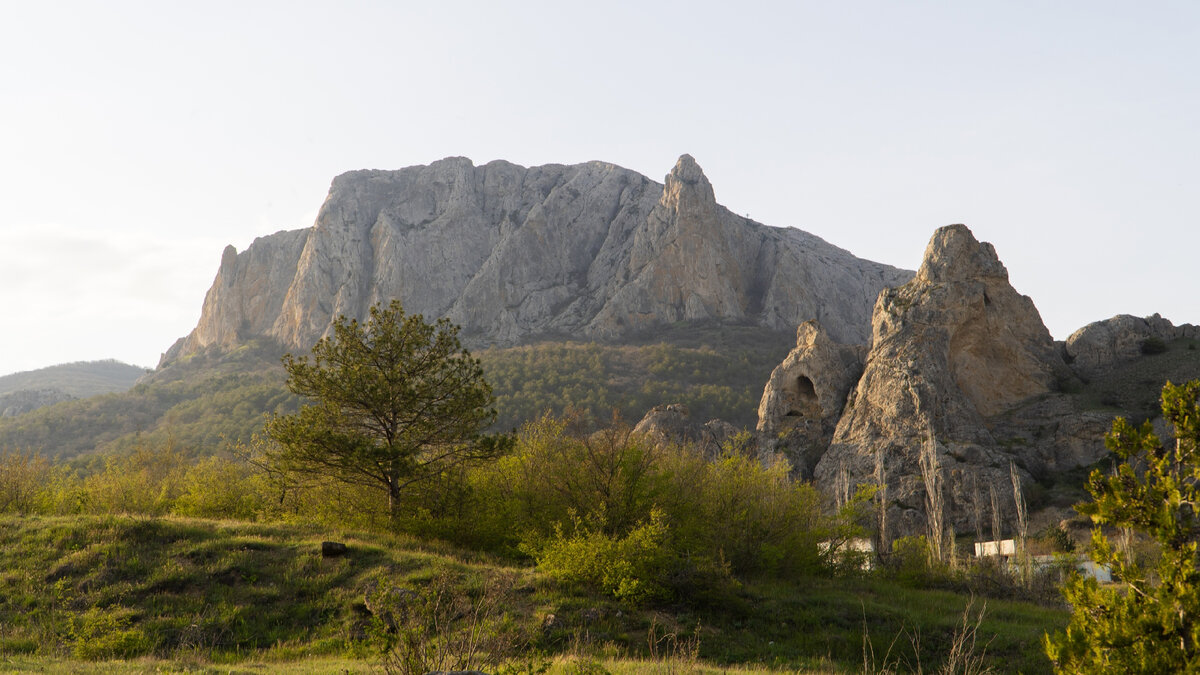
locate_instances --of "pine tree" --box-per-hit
[1045,380,1200,672]
[265,300,509,524]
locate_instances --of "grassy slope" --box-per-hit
[0,515,1065,673]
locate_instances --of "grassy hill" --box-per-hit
[0,326,793,460]
[0,514,1066,673]
[0,360,148,398]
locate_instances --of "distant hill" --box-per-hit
[0,342,293,459]
[0,360,149,418]
[0,359,148,398]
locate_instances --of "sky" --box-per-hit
[1,1,1197,376]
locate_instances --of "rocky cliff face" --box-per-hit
[751,224,1200,540]
[164,156,912,364]
[756,320,867,477]
[0,388,74,417]
[1065,313,1200,379]
[803,225,1096,537]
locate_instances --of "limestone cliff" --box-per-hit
[810,225,1089,536]
[163,156,912,364]
[1065,313,1200,379]
[756,320,867,477]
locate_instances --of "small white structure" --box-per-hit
[974,539,1016,557]
[819,537,875,570]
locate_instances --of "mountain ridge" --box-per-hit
[163,155,912,365]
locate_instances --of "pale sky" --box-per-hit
[2,1,1197,376]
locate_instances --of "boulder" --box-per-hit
[633,403,743,458]
[320,541,348,557]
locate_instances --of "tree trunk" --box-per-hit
[388,482,403,527]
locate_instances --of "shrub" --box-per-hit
[531,508,675,605]
[172,455,270,520]
[1140,336,1167,355]
[678,450,827,578]
[369,568,530,675]
[78,444,188,515]
[0,449,55,513]
[460,415,666,553]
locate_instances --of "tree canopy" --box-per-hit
[265,301,508,523]
[1045,379,1200,673]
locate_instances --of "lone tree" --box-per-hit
[1044,380,1200,673]
[265,300,508,525]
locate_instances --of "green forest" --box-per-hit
[0,327,792,462]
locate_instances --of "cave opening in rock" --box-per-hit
[797,375,817,401]
[784,375,821,421]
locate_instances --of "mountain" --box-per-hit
[0,360,147,418]
[163,155,911,364]
[2,156,912,459]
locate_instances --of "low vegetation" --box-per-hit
[0,411,1070,673]
[481,324,792,430]
[1072,336,1200,418]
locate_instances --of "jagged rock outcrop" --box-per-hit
[756,321,866,477]
[163,155,912,365]
[169,231,310,358]
[811,224,1084,536]
[1065,313,1200,379]
[0,388,75,417]
[633,404,744,458]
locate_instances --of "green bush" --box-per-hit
[78,444,188,515]
[0,449,56,513]
[456,415,836,601]
[888,536,939,585]
[675,451,826,578]
[492,415,666,540]
[172,455,272,520]
[532,509,675,605]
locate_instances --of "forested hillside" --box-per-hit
[0,342,296,460]
[0,326,792,460]
[0,360,147,397]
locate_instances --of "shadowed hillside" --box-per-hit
[0,326,791,460]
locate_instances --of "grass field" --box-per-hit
[0,515,1066,673]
